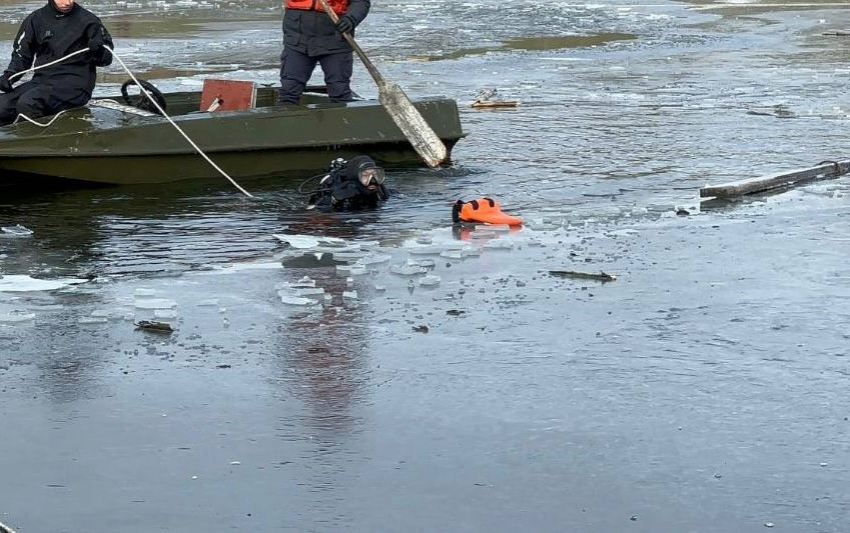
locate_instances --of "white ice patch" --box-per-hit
[419,275,441,287]
[390,263,427,276]
[1,224,33,237]
[274,233,346,249]
[0,311,36,324]
[0,275,89,293]
[279,294,318,306]
[133,298,178,310]
[204,261,284,274]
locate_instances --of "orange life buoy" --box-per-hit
[452,197,522,226]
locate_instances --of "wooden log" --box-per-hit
[699,160,850,198]
[549,270,617,282]
[471,100,519,108]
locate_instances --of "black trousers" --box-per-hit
[278,47,354,104]
[0,81,89,126]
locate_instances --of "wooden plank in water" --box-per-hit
[699,160,850,198]
[471,100,520,109]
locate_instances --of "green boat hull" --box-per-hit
[0,87,464,185]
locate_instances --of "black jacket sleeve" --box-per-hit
[4,15,37,77]
[86,20,114,67]
[345,0,370,28]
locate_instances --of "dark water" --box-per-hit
[2,1,850,532]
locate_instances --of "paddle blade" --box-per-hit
[378,82,448,168]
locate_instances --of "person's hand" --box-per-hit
[88,35,107,62]
[335,15,354,34]
[0,74,13,93]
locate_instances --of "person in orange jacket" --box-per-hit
[278,0,370,105]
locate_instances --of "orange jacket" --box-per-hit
[285,0,348,15]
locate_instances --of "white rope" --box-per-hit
[104,47,254,198]
[13,109,69,127]
[7,46,255,198]
[8,48,90,82]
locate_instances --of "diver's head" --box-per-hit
[344,155,385,193]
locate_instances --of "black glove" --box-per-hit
[335,15,354,34]
[0,74,13,93]
[88,37,105,63]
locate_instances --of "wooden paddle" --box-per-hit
[315,0,448,168]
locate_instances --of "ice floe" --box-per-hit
[0,275,89,293]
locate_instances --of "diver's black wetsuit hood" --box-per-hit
[307,156,389,211]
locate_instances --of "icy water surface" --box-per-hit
[2,0,850,532]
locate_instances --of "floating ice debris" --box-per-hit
[360,253,391,265]
[349,265,368,276]
[415,236,433,245]
[407,246,446,255]
[134,288,157,297]
[279,295,318,306]
[1,224,33,237]
[374,285,386,291]
[390,263,427,276]
[78,316,108,324]
[469,229,498,240]
[274,234,319,249]
[0,275,89,293]
[273,233,345,249]
[291,276,316,288]
[332,251,367,261]
[343,290,358,299]
[491,224,514,233]
[292,287,325,297]
[154,309,178,319]
[483,240,514,250]
[525,220,559,231]
[0,311,36,324]
[419,275,441,287]
[410,258,435,268]
[133,298,178,310]
[197,299,220,307]
[440,249,464,259]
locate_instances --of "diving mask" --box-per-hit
[358,166,386,187]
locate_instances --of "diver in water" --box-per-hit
[303,155,390,211]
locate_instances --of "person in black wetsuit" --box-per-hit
[0,0,113,126]
[306,155,390,211]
